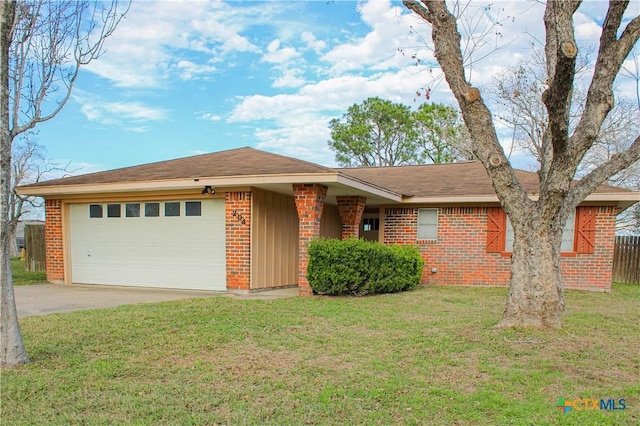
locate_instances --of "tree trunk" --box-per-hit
[1,0,28,367]
[0,235,28,366]
[498,217,565,329]
[7,223,17,257]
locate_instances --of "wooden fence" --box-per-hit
[24,224,46,272]
[612,235,640,284]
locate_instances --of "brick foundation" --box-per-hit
[44,199,64,283]
[225,191,252,291]
[383,205,616,291]
[336,195,367,239]
[293,183,327,296]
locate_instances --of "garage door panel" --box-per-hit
[69,200,226,290]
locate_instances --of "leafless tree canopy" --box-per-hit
[1,0,129,366]
[403,0,640,328]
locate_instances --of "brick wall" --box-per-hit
[561,206,617,290]
[383,205,616,291]
[44,199,64,283]
[293,183,327,296]
[225,191,252,291]
[336,195,366,239]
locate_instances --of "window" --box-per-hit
[505,212,575,252]
[89,204,103,218]
[107,204,121,218]
[363,218,379,232]
[185,201,202,216]
[145,202,160,217]
[126,203,140,218]
[417,208,438,240]
[165,202,180,217]
[487,207,596,254]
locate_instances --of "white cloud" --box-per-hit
[321,0,417,74]
[86,0,273,88]
[262,39,301,63]
[176,60,217,80]
[301,31,326,53]
[75,91,168,128]
[272,68,306,89]
[198,112,222,121]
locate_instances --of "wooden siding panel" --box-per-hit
[251,189,298,289]
[320,204,341,239]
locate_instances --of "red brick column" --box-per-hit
[293,183,327,296]
[45,199,64,283]
[336,196,366,239]
[225,191,252,292]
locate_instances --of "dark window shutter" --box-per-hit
[486,207,506,253]
[575,206,596,254]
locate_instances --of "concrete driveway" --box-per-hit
[15,284,298,318]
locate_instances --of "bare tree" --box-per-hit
[490,50,640,233]
[1,0,129,367]
[8,134,73,257]
[403,0,640,328]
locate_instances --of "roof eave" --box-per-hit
[403,192,639,207]
[16,172,404,202]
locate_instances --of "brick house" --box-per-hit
[18,147,638,294]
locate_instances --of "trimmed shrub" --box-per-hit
[307,238,424,295]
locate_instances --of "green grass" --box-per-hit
[2,284,639,425]
[10,257,46,285]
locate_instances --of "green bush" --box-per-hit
[307,238,424,295]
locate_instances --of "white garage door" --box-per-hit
[69,200,226,290]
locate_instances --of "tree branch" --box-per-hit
[571,2,639,159]
[565,134,640,210]
[403,0,532,217]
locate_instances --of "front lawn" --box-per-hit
[2,284,639,425]
[10,257,47,285]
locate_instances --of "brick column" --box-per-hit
[336,196,367,239]
[45,199,64,283]
[293,183,327,296]
[225,191,252,292]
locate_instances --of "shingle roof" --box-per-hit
[339,161,629,197]
[20,147,632,199]
[22,147,333,187]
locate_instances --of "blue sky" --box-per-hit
[31,0,639,177]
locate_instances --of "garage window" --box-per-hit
[145,202,159,217]
[89,204,103,218]
[185,201,202,216]
[107,204,121,218]
[126,203,140,218]
[165,202,180,217]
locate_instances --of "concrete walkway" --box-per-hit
[15,284,298,318]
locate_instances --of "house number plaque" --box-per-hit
[232,209,246,225]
